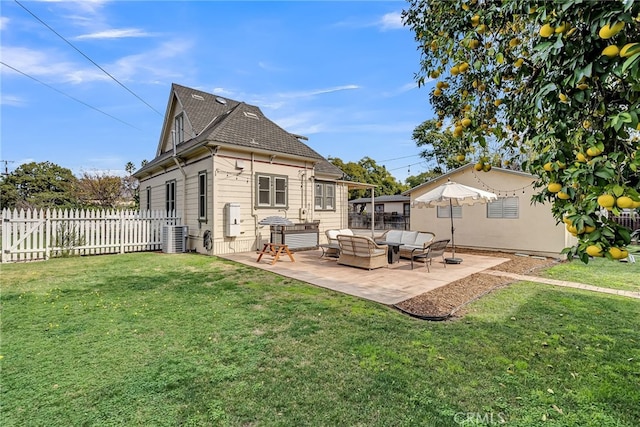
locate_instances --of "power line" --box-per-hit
[378,154,422,163]
[1,61,142,130]
[14,0,162,116]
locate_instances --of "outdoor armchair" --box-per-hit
[411,239,451,271]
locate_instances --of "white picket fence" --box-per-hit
[1,209,181,263]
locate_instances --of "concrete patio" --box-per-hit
[218,248,510,305]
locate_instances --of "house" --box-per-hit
[349,195,410,215]
[134,83,358,254]
[404,164,575,257]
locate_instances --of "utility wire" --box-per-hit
[378,154,421,163]
[14,0,162,116]
[1,61,142,130]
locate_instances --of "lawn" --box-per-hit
[539,247,640,292]
[1,252,639,426]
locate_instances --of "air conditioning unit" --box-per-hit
[162,225,188,253]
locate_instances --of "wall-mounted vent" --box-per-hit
[243,111,259,120]
[191,94,204,100]
[215,97,227,105]
[162,225,188,253]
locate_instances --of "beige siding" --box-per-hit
[409,167,573,257]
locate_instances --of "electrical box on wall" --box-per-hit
[299,208,307,221]
[224,203,241,237]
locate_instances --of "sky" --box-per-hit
[1,0,437,183]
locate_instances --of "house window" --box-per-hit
[487,197,519,219]
[174,114,184,144]
[403,203,410,216]
[166,180,176,213]
[375,204,384,213]
[256,174,287,208]
[198,171,207,220]
[437,205,462,218]
[314,182,335,210]
[145,186,151,211]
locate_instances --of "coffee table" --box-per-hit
[375,240,401,264]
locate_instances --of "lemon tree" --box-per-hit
[402,0,640,262]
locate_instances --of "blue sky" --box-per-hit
[1,0,436,183]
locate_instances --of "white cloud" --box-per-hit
[0,94,26,107]
[277,85,360,99]
[379,12,404,30]
[75,28,153,40]
[0,17,9,31]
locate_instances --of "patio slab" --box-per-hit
[218,249,510,305]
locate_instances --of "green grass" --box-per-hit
[2,253,639,426]
[540,252,640,292]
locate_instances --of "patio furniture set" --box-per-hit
[320,229,450,272]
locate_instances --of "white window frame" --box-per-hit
[145,186,151,211]
[174,114,184,144]
[198,171,207,221]
[165,180,176,214]
[437,205,462,218]
[256,174,288,208]
[487,197,519,219]
[314,182,336,211]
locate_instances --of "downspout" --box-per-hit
[172,131,187,225]
[251,153,260,249]
[206,144,219,251]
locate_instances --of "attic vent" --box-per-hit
[191,94,204,100]
[215,97,227,105]
[243,111,259,120]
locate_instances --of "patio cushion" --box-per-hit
[336,234,388,270]
[381,229,435,259]
[326,228,354,245]
[400,231,419,245]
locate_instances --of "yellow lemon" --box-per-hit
[474,162,484,171]
[476,24,487,34]
[482,163,492,172]
[620,43,639,57]
[434,88,442,96]
[556,161,566,169]
[586,245,603,257]
[608,247,629,260]
[458,62,470,73]
[597,194,616,209]
[559,93,569,103]
[543,162,554,172]
[566,224,578,235]
[583,225,596,234]
[616,196,634,208]
[430,70,441,78]
[598,22,625,39]
[632,200,640,208]
[576,152,587,163]
[469,39,480,49]
[509,37,520,47]
[557,191,571,200]
[461,118,472,128]
[494,99,503,107]
[547,183,562,193]
[451,66,460,75]
[602,45,620,57]
[456,154,466,162]
[555,22,568,33]
[471,15,480,26]
[576,83,589,90]
[540,24,554,37]
[586,146,602,156]
[514,58,524,68]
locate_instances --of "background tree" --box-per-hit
[329,156,408,199]
[0,161,78,210]
[76,171,124,209]
[402,0,640,262]
[122,161,140,209]
[405,167,443,189]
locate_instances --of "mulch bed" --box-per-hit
[393,249,561,320]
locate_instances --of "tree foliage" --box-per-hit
[405,167,443,189]
[402,0,640,262]
[0,161,78,210]
[329,156,408,199]
[76,172,125,209]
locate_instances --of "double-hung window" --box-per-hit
[487,197,519,219]
[165,180,176,214]
[198,171,207,221]
[314,182,335,210]
[256,174,287,208]
[174,114,184,144]
[145,186,151,211]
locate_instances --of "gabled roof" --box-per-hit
[402,163,536,195]
[136,83,343,177]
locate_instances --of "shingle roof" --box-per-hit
[136,83,343,177]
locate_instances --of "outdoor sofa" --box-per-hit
[321,228,354,257]
[381,230,436,259]
[336,234,388,270]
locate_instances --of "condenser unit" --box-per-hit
[162,225,188,253]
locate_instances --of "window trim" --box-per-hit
[145,186,151,211]
[487,196,519,219]
[174,113,184,144]
[314,181,336,211]
[165,180,176,214]
[255,173,288,209]
[437,205,462,218]
[198,171,207,222]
